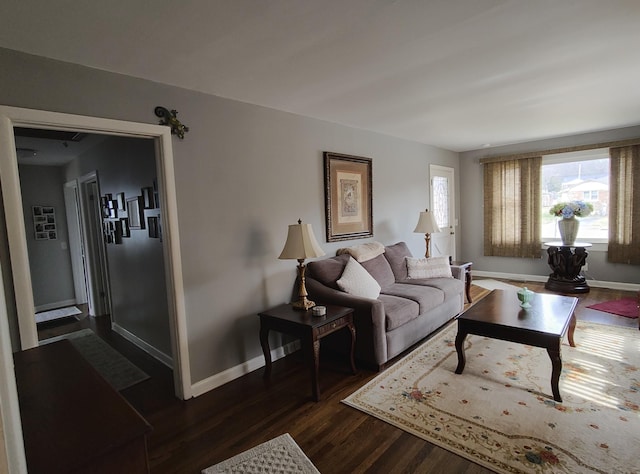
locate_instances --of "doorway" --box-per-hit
[430,164,457,259]
[0,106,191,399]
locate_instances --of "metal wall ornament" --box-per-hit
[154,106,189,139]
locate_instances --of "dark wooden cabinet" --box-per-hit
[14,340,152,473]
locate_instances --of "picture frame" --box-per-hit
[142,186,155,209]
[148,216,159,238]
[126,196,145,230]
[33,205,56,240]
[120,218,131,237]
[323,152,373,242]
[116,192,126,211]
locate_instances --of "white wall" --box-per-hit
[19,165,75,309]
[460,126,640,285]
[0,48,460,385]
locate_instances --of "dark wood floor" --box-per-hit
[38,281,638,473]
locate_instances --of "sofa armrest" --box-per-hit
[449,265,464,282]
[306,278,388,366]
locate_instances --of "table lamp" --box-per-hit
[413,209,441,258]
[279,219,325,310]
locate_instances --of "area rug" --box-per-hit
[35,305,82,324]
[202,433,320,474]
[586,298,638,319]
[472,279,520,292]
[343,321,639,474]
[40,329,150,391]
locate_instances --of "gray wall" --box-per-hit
[460,126,640,285]
[0,48,460,384]
[18,165,75,309]
[65,136,171,357]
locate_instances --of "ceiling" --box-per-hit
[2,0,640,152]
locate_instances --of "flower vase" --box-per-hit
[558,217,579,246]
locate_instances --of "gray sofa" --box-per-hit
[306,242,465,370]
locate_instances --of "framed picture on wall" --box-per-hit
[323,152,373,242]
[126,196,145,230]
[33,205,56,240]
[142,187,155,209]
[116,192,126,211]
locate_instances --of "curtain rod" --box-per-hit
[478,137,640,164]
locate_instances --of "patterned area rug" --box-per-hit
[40,329,150,391]
[343,321,639,473]
[202,433,319,474]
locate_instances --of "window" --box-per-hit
[541,150,609,242]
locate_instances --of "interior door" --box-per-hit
[430,165,456,259]
[63,180,88,306]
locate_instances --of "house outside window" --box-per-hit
[541,151,609,242]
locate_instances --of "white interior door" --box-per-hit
[430,165,456,259]
[63,180,88,306]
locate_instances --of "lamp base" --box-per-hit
[291,298,316,311]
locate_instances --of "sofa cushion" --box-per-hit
[403,277,464,300]
[383,242,413,281]
[307,253,350,290]
[406,256,452,279]
[337,257,381,299]
[378,294,420,331]
[361,253,396,288]
[381,283,444,314]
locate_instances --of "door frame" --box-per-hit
[76,172,112,316]
[0,105,192,471]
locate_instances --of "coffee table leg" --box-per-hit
[567,312,577,347]
[547,341,563,402]
[455,331,468,374]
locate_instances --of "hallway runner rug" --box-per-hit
[343,321,639,474]
[40,329,150,391]
[35,306,82,324]
[202,433,320,474]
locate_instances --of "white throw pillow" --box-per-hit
[406,256,452,279]
[337,257,381,299]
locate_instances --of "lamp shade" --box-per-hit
[413,210,441,234]
[279,220,325,260]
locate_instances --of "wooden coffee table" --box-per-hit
[455,290,578,402]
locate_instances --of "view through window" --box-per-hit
[541,151,609,242]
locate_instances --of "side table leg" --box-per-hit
[259,326,272,378]
[567,312,577,347]
[311,338,321,401]
[454,330,468,374]
[547,341,563,402]
[347,323,357,374]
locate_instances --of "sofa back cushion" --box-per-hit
[406,256,453,279]
[383,242,413,281]
[307,253,350,290]
[360,253,396,288]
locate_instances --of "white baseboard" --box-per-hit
[34,299,77,313]
[111,322,173,368]
[473,270,640,292]
[191,340,301,398]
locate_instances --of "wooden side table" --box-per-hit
[259,304,356,401]
[450,261,473,303]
